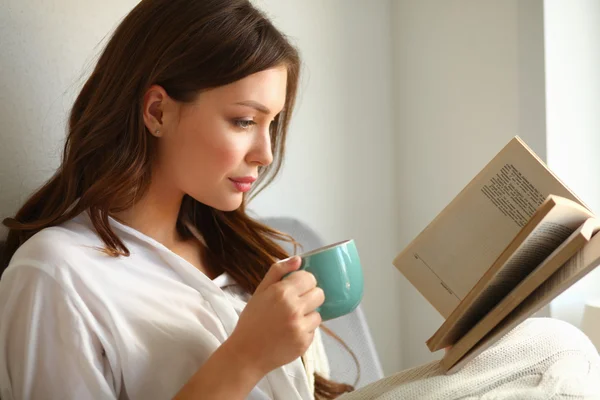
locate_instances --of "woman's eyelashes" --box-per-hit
[232,118,257,130]
[231,117,276,130]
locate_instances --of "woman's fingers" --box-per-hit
[300,286,325,315]
[256,256,302,293]
[304,310,323,333]
[281,270,317,296]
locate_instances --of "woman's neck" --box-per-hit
[111,177,185,249]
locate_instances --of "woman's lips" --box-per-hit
[229,176,256,192]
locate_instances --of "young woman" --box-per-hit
[0,0,348,399]
[1,1,599,399]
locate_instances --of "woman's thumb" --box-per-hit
[256,256,302,293]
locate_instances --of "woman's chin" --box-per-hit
[212,195,244,212]
[186,192,244,212]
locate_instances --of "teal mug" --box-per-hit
[288,239,364,321]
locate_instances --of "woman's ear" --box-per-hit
[143,84,169,137]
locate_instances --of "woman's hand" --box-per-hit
[175,257,324,400]
[227,256,325,376]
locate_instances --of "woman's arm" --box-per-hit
[0,265,269,400]
[0,266,117,400]
[173,337,264,400]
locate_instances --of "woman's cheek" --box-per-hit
[213,138,248,170]
[217,147,244,171]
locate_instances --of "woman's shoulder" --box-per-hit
[6,214,103,278]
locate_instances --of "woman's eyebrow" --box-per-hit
[234,100,271,114]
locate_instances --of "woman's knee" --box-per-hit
[511,317,599,356]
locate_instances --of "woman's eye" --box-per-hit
[233,119,256,129]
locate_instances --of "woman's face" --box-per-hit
[146,66,288,211]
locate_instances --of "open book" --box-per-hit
[393,136,600,374]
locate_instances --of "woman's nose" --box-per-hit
[248,126,273,166]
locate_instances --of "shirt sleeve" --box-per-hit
[0,265,117,400]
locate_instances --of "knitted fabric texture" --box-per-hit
[340,318,600,399]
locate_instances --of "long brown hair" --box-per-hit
[1,0,354,398]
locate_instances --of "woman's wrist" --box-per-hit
[173,337,266,400]
[220,335,267,384]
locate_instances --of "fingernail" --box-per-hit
[278,255,299,265]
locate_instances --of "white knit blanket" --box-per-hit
[340,318,600,399]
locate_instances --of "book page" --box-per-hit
[464,219,572,320]
[443,231,600,373]
[393,136,587,319]
[441,218,600,369]
[427,196,594,350]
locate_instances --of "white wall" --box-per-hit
[0,0,139,239]
[0,0,404,375]
[544,0,600,327]
[392,0,547,367]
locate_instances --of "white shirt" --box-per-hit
[0,212,329,400]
